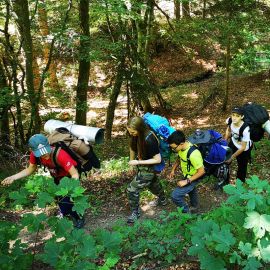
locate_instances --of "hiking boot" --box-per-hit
[127,210,140,224]
[73,216,85,229]
[149,197,167,207]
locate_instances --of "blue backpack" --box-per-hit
[187,129,230,167]
[143,113,175,171]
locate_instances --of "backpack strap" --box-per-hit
[186,145,197,173]
[238,122,249,142]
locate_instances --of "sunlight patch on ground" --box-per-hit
[182,92,199,99]
[194,116,210,127]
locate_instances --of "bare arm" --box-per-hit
[177,166,205,187]
[224,126,231,141]
[169,157,180,178]
[1,163,37,186]
[68,166,80,179]
[226,141,247,164]
[129,153,162,166]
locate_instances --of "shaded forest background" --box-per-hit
[1,1,270,269]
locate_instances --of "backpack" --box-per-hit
[143,113,175,172]
[143,112,175,160]
[46,127,100,174]
[187,129,230,169]
[228,103,269,142]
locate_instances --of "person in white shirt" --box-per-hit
[225,107,252,182]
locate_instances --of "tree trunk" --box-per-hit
[174,0,180,20]
[105,57,125,141]
[75,0,90,125]
[13,0,41,135]
[182,0,190,18]
[223,37,231,111]
[144,0,154,64]
[37,0,60,92]
[203,0,207,19]
[0,62,10,144]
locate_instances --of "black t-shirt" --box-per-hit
[144,132,160,160]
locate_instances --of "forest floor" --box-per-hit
[1,49,270,269]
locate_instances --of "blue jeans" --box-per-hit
[171,180,200,213]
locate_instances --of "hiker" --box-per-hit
[1,134,85,228]
[225,107,252,182]
[167,130,205,213]
[126,116,167,224]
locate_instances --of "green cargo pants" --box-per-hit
[127,167,165,211]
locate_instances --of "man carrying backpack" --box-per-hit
[1,134,85,229]
[167,130,205,213]
[225,107,252,182]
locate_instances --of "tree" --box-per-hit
[75,0,90,125]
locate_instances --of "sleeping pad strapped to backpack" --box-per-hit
[47,127,100,174]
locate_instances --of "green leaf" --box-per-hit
[48,218,73,237]
[78,235,97,259]
[244,212,270,238]
[199,250,226,270]
[212,225,236,253]
[9,189,29,205]
[36,192,54,208]
[21,213,47,233]
[242,257,262,270]
[239,241,253,256]
[55,187,69,196]
[258,237,270,262]
[72,196,89,216]
[230,251,242,264]
[39,240,60,266]
[99,256,119,270]
[72,186,86,198]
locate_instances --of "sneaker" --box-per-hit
[127,210,140,224]
[149,197,167,207]
[56,210,64,219]
[73,217,85,229]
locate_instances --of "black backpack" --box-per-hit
[228,103,269,142]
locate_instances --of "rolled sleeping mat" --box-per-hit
[44,119,104,144]
[262,120,270,135]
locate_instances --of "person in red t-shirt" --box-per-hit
[2,134,85,229]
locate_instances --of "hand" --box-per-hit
[1,176,15,186]
[169,170,175,179]
[129,160,139,166]
[225,158,232,164]
[177,179,188,187]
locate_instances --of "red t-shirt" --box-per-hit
[29,147,77,179]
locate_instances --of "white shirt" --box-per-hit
[230,123,252,151]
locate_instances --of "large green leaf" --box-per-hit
[258,237,270,262]
[242,257,262,270]
[21,213,47,233]
[36,192,54,208]
[212,225,236,253]
[72,196,89,216]
[9,189,29,205]
[77,235,97,259]
[199,250,226,270]
[244,211,270,238]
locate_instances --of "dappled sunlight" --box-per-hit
[182,92,199,99]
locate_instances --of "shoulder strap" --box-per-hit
[239,122,249,141]
[186,145,197,172]
[50,144,61,168]
[146,131,160,146]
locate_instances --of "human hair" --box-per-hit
[127,116,150,159]
[167,130,186,145]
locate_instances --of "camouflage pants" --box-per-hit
[127,167,165,211]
